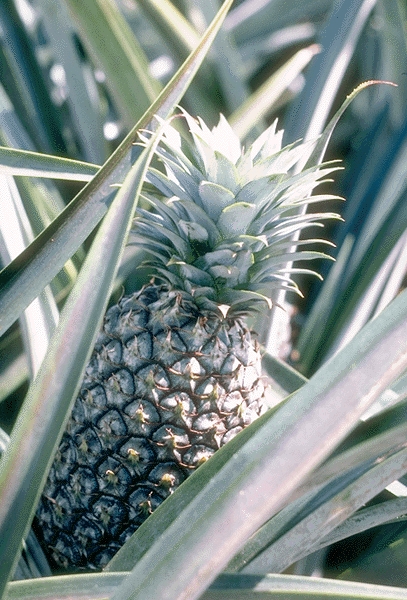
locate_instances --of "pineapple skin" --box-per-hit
[35,283,266,571]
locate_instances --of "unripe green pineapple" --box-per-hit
[35,110,340,571]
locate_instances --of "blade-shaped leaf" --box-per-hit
[241,447,407,574]
[180,0,250,114]
[311,497,407,556]
[230,44,321,140]
[64,0,161,130]
[0,0,234,338]
[261,351,307,395]
[0,146,100,181]
[0,352,28,404]
[227,418,407,574]
[265,0,394,355]
[35,0,107,164]
[283,0,378,146]
[0,2,67,154]
[0,173,58,376]
[306,80,398,170]
[208,573,407,599]
[6,572,407,600]
[6,572,129,600]
[0,124,165,592]
[265,80,396,355]
[107,283,407,600]
[137,0,201,57]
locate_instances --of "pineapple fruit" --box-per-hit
[35,110,339,571]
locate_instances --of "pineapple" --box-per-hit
[34,110,339,571]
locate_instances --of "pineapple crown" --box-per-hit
[133,109,342,315]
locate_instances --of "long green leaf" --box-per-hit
[0,173,58,377]
[136,0,223,121]
[265,0,383,355]
[108,284,407,599]
[228,418,407,573]
[261,351,307,395]
[137,0,201,57]
[0,2,67,154]
[301,179,407,371]
[6,573,128,600]
[283,0,378,145]
[0,125,165,594]
[306,80,397,171]
[0,353,28,404]
[6,572,407,600]
[206,573,407,599]
[230,44,321,140]
[242,447,407,573]
[181,0,250,114]
[227,0,329,47]
[0,0,234,338]
[311,497,407,556]
[65,0,161,130]
[265,78,397,356]
[35,0,106,164]
[296,234,354,372]
[0,146,99,181]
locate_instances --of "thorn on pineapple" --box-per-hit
[203,382,220,402]
[53,447,62,463]
[175,291,183,307]
[46,496,65,520]
[159,473,176,490]
[199,315,208,327]
[70,476,82,498]
[156,427,190,451]
[196,455,209,467]
[126,447,140,463]
[121,309,135,328]
[145,370,156,390]
[165,330,172,347]
[127,336,139,356]
[98,419,113,435]
[134,404,147,424]
[107,373,121,393]
[77,532,90,548]
[99,506,111,527]
[105,469,119,487]
[77,436,89,453]
[173,398,185,420]
[138,494,154,518]
[185,357,202,380]
[160,396,189,422]
[84,388,94,405]
[100,344,113,363]
[237,402,248,420]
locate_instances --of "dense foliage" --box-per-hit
[2,1,407,599]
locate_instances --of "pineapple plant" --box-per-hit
[1,1,407,597]
[34,109,340,572]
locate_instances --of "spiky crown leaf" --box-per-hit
[134,109,342,315]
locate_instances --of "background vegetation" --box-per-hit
[2,0,407,598]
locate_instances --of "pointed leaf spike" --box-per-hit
[308,80,398,167]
